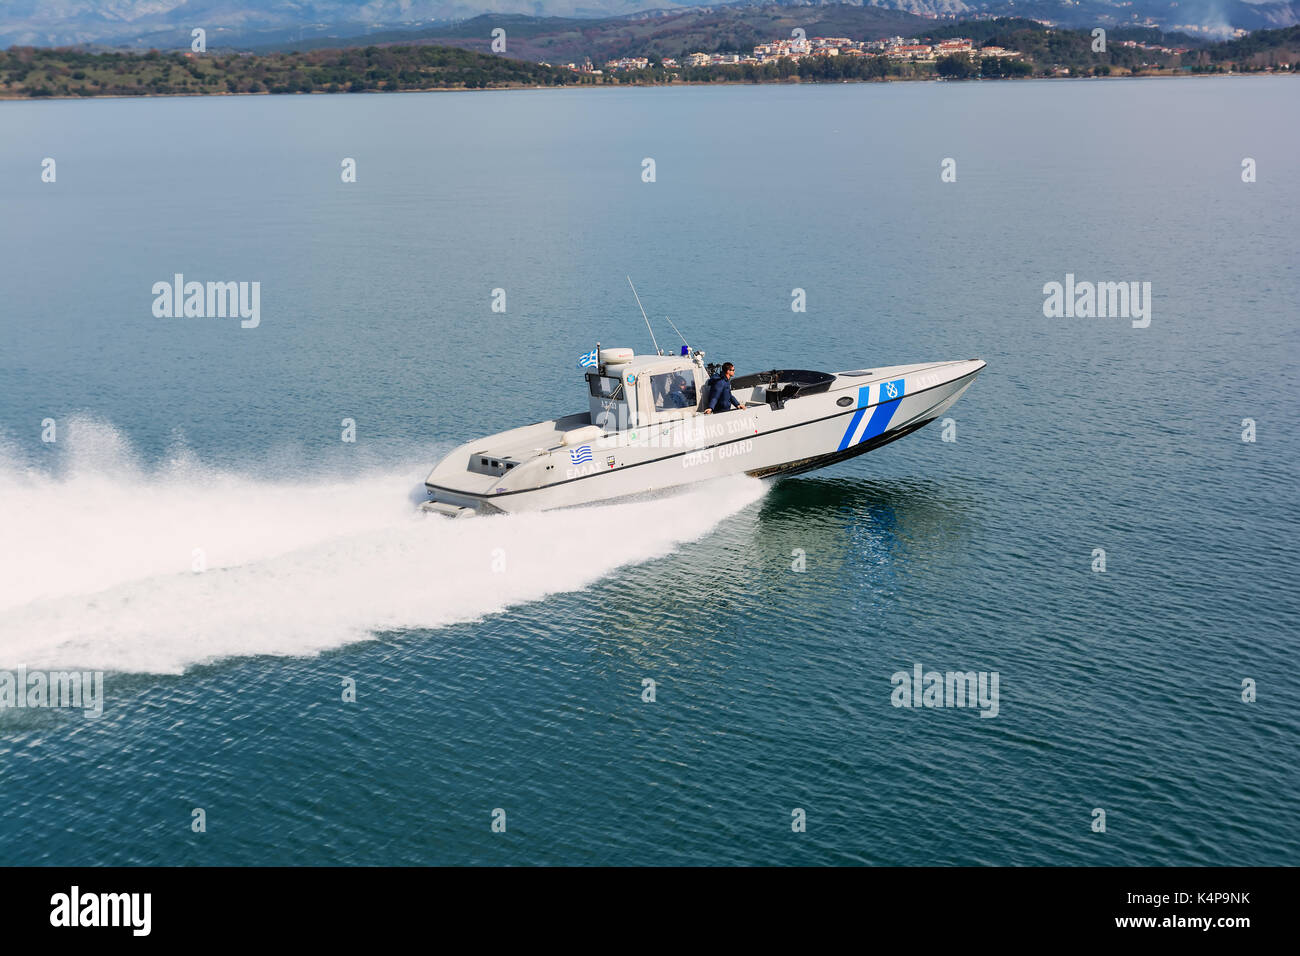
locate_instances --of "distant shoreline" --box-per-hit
[5,20,1294,102]
[1,69,1290,104]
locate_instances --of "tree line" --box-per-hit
[0,45,582,98]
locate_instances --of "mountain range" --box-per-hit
[2,0,1297,49]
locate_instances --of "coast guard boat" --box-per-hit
[421,345,985,517]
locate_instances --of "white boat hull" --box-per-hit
[423,359,984,515]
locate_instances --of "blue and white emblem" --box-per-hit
[837,379,907,451]
[569,445,593,464]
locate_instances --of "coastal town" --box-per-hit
[576,34,1024,74]
[567,29,1225,75]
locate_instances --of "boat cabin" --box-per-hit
[584,349,836,432]
[585,351,706,432]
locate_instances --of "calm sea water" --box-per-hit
[1,78,1297,865]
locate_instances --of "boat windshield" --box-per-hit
[588,373,629,431]
[588,375,623,399]
[651,369,697,411]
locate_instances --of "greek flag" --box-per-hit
[569,445,593,464]
[577,348,598,369]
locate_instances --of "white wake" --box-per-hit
[0,419,765,674]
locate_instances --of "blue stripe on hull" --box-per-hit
[837,380,908,450]
[858,379,906,444]
[837,385,872,450]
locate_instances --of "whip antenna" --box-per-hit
[627,276,662,356]
[663,315,689,350]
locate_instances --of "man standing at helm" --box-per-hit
[704,363,742,414]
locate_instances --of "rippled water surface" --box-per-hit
[1,78,1297,865]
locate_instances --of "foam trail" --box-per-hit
[0,420,765,674]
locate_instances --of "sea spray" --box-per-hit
[0,419,765,674]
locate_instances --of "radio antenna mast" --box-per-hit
[663,315,689,351]
[627,276,662,356]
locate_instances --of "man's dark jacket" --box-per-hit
[705,373,741,413]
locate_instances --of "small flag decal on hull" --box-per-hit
[838,379,906,450]
[569,445,593,464]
